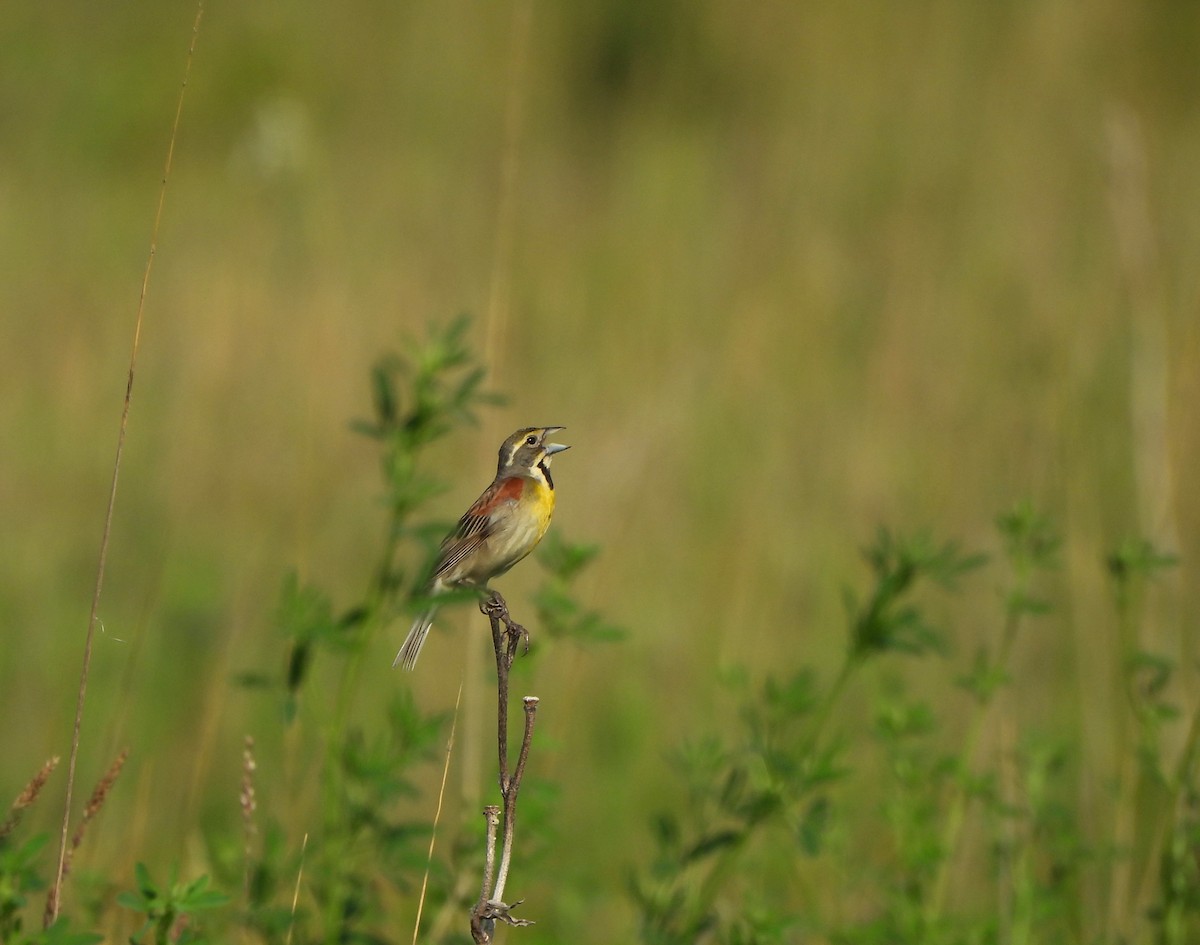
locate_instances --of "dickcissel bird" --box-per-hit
[393,426,570,670]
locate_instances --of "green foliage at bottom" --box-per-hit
[628,506,1196,945]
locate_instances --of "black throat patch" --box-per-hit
[538,459,554,490]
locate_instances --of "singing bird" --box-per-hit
[393,426,570,669]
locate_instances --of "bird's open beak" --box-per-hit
[543,427,570,455]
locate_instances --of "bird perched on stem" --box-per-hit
[394,426,570,670]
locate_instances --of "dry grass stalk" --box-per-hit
[44,748,130,928]
[241,735,258,901]
[67,748,130,871]
[285,832,309,945]
[410,680,464,945]
[0,756,60,843]
[48,3,205,928]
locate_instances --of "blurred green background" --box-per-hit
[1,0,1198,941]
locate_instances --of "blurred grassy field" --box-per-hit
[2,1,1198,941]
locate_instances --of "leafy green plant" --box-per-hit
[116,864,230,945]
[0,826,102,943]
[923,502,1062,925]
[627,510,1200,945]
[630,527,985,945]
[0,834,52,941]
[1104,537,1194,945]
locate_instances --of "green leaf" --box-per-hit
[996,501,1061,571]
[134,862,156,899]
[177,889,230,913]
[798,796,831,855]
[40,917,105,945]
[115,891,148,912]
[1107,538,1179,583]
[847,528,983,660]
[683,829,743,863]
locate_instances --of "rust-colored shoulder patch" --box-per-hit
[489,476,526,504]
[450,475,526,542]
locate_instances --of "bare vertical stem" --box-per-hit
[489,604,511,792]
[494,697,538,905]
[471,592,537,942]
[479,805,502,903]
[471,805,503,943]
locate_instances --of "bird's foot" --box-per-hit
[481,591,531,655]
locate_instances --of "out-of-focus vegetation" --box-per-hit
[1,1,1197,942]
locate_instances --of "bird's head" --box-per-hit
[498,426,570,485]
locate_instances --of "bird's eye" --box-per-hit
[525,435,538,446]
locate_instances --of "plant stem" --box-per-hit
[926,604,1023,925]
[471,593,538,942]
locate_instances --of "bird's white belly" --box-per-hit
[486,510,548,576]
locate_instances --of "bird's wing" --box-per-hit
[432,476,525,579]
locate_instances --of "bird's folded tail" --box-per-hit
[393,608,437,670]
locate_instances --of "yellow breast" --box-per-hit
[501,477,554,564]
[524,476,556,534]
